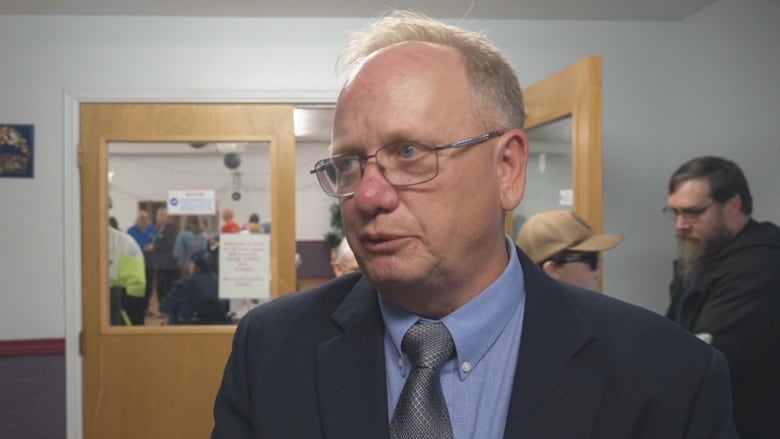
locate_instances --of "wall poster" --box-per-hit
[0,124,34,178]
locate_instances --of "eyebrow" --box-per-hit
[330,131,435,156]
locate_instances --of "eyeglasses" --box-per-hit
[549,251,600,271]
[662,203,713,224]
[310,131,505,198]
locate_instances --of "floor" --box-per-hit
[144,289,168,326]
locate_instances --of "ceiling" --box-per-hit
[0,0,715,21]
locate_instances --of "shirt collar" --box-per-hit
[379,236,526,379]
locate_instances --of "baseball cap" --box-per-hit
[516,210,624,264]
[190,249,214,272]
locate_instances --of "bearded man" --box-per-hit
[664,155,780,438]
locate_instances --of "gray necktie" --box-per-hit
[389,321,455,439]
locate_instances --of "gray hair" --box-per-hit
[336,10,525,130]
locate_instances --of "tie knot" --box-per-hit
[402,322,454,370]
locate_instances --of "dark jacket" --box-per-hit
[667,219,780,438]
[212,247,736,438]
[160,270,229,324]
[153,222,179,270]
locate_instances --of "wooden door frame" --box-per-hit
[513,55,603,233]
[63,89,335,439]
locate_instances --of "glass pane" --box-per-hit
[512,117,573,238]
[108,141,271,326]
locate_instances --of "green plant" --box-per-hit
[323,202,344,249]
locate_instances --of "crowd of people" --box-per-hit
[209,10,778,439]
[108,209,268,326]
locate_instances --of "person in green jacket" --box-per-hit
[109,226,146,325]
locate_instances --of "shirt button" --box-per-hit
[461,362,472,373]
[397,357,404,368]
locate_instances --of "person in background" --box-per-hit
[243,223,264,234]
[126,209,157,319]
[221,208,241,234]
[246,212,272,234]
[244,212,260,230]
[159,249,228,324]
[330,236,359,277]
[108,226,146,325]
[150,207,179,306]
[516,210,623,291]
[173,215,209,277]
[664,155,780,438]
[212,11,736,438]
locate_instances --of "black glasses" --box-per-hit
[662,203,713,224]
[310,131,504,198]
[549,251,600,271]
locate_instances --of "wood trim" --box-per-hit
[521,55,603,233]
[0,338,65,356]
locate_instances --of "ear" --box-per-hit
[725,193,743,215]
[496,129,528,211]
[541,260,563,280]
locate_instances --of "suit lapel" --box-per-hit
[504,249,605,439]
[316,278,389,439]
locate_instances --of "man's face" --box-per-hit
[544,252,601,291]
[332,42,525,313]
[556,261,601,291]
[156,208,168,225]
[136,211,149,228]
[667,178,731,274]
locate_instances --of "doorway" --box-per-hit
[79,103,297,438]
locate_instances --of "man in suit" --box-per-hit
[213,11,736,438]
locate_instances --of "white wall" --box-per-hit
[601,0,780,311]
[0,0,778,339]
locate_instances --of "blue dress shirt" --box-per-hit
[379,236,526,439]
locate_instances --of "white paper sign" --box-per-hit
[559,189,574,206]
[218,233,270,300]
[167,190,216,215]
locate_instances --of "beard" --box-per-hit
[676,216,732,281]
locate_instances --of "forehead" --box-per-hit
[332,42,473,151]
[668,178,712,206]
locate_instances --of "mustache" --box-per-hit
[676,231,698,241]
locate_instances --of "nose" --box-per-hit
[674,214,691,230]
[352,162,399,213]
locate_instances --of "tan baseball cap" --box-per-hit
[516,210,624,264]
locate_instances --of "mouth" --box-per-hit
[676,232,699,242]
[359,233,410,253]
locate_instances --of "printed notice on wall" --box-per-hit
[219,233,270,300]
[167,190,216,215]
[559,189,574,206]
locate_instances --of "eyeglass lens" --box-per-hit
[662,204,711,222]
[311,131,504,198]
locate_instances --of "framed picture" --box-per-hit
[0,124,34,178]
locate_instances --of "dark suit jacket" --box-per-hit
[213,248,736,438]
